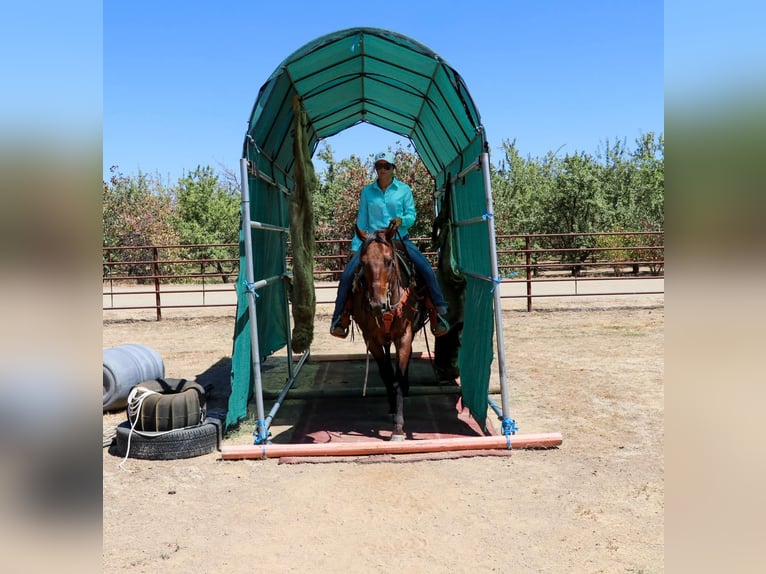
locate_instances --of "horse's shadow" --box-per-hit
[271,387,483,444]
[194,355,482,443]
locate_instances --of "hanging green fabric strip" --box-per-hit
[289,96,317,353]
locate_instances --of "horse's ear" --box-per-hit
[385,223,396,242]
[355,225,367,242]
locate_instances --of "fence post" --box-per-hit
[153,246,162,321]
[525,235,533,312]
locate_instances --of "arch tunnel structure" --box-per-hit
[224,27,534,452]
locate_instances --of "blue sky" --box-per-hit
[102,0,664,184]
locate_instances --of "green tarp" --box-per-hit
[227,27,501,432]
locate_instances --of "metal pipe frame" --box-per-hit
[239,158,310,444]
[239,150,513,445]
[452,159,480,183]
[245,149,292,196]
[452,214,493,228]
[249,221,290,233]
[479,151,516,433]
[239,158,268,443]
[263,349,311,429]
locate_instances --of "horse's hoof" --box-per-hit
[390,433,406,442]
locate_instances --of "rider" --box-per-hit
[330,151,450,339]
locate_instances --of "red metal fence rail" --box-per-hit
[103,232,663,319]
[103,244,239,320]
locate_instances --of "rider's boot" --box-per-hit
[330,300,352,338]
[426,299,450,337]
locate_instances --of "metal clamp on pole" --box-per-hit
[249,221,289,233]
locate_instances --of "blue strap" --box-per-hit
[252,420,271,447]
[243,281,260,298]
[489,273,520,292]
[454,267,515,291]
[501,417,518,449]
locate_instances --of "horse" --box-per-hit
[350,221,427,440]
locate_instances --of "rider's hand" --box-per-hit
[389,217,402,228]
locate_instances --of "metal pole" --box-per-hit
[479,152,515,433]
[525,235,532,312]
[153,246,162,321]
[263,349,311,429]
[239,158,268,444]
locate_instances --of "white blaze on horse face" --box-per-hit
[363,243,393,311]
[369,261,389,309]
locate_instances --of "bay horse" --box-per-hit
[351,222,426,440]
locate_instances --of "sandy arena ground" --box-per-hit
[103,295,664,573]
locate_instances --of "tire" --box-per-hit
[129,378,206,432]
[114,419,219,460]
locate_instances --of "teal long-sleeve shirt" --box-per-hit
[350,177,417,252]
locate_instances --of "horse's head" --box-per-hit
[359,229,399,312]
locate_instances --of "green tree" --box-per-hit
[630,131,664,230]
[314,143,368,243]
[596,132,664,232]
[491,141,552,273]
[388,145,435,243]
[173,165,240,282]
[595,132,664,274]
[103,167,177,248]
[492,139,558,235]
[313,142,436,275]
[537,151,608,275]
[102,167,177,279]
[597,136,633,230]
[313,144,369,277]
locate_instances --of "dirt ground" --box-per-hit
[103,295,664,573]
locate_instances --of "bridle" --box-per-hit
[358,232,417,335]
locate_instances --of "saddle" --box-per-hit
[391,240,415,286]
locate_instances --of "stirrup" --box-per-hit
[430,313,450,337]
[330,316,349,339]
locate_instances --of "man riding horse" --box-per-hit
[330,151,450,339]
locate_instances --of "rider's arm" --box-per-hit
[399,183,417,231]
[350,187,369,252]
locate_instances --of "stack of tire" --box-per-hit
[104,345,220,460]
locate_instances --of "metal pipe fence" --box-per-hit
[103,232,664,319]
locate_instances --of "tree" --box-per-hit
[595,132,664,231]
[313,142,435,276]
[312,144,369,277]
[314,143,368,244]
[102,167,177,279]
[387,145,436,242]
[596,136,633,230]
[103,167,177,248]
[630,131,664,231]
[173,165,240,282]
[537,151,608,275]
[493,139,556,235]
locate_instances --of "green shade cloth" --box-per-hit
[227,27,502,431]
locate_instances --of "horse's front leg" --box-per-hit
[367,342,396,414]
[390,335,414,441]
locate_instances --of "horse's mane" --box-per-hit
[360,229,391,253]
[358,228,409,290]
